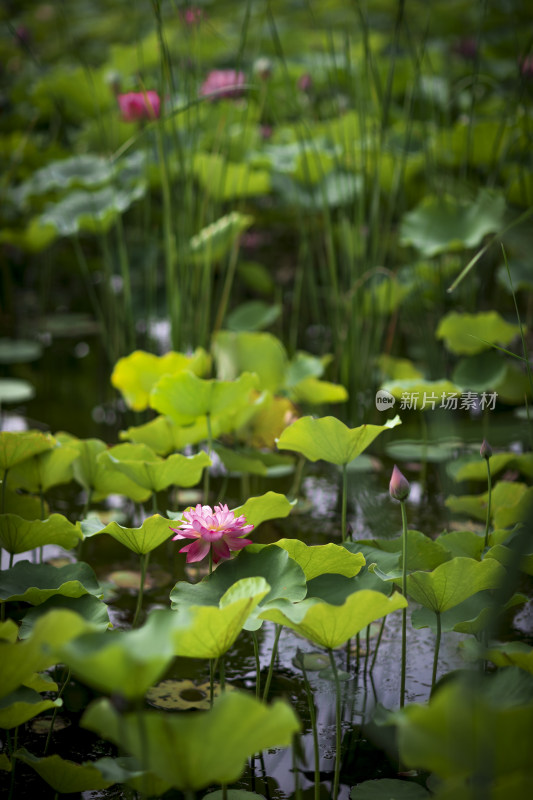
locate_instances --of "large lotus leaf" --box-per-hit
[19,595,111,639]
[57,609,177,699]
[377,355,424,382]
[150,371,258,425]
[436,311,521,356]
[395,671,533,781]
[485,642,533,675]
[485,544,533,577]
[399,192,505,257]
[170,546,307,631]
[411,590,526,635]
[435,530,485,561]
[102,448,210,492]
[274,171,361,209]
[0,561,102,606]
[452,351,508,393]
[232,491,296,527]
[13,155,115,205]
[8,442,78,493]
[358,531,451,576]
[290,377,348,405]
[0,689,62,729]
[446,482,530,525]
[171,577,270,658]
[494,362,533,405]
[271,539,365,581]
[120,414,220,455]
[82,690,299,790]
[350,778,430,799]
[111,349,210,411]
[39,185,145,238]
[0,514,82,555]
[276,415,401,466]
[63,436,151,502]
[213,443,268,476]
[94,514,175,555]
[193,152,271,200]
[187,211,254,265]
[405,557,505,613]
[259,589,407,649]
[213,331,287,393]
[0,431,55,472]
[0,609,100,698]
[452,453,533,483]
[226,300,281,333]
[13,748,114,792]
[386,438,463,464]
[236,392,298,450]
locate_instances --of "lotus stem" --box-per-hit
[2,467,8,514]
[252,631,261,698]
[262,624,282,701]
[328,648,342,800]
[44,667,71,755]
[8,725,18,800]
[400,499,408,707]
[219,657,226,692]
[431,611,442,693]
[203,412,212,504]
[484,458,492,549]
[132,552,149,628]
[341,463,348,543]
[364,625,371,675]
[292,733,302,800]
[370,617,386,673]
[301,658,320,800]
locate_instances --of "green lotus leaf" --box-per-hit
[276,414,401,466]
[0,561,102,606]
[22,673,58,693]
[386,438,463,463]
[358,531,451,575]
[232,491,296,527]
[171,577,270,658]
[381,378,461,405]
[485,544,533,577]
[187,211,254,265]
[377,355,424,382]
[95,514,175,555]
[213,331,288,393]
[272,539,365,581]
[63,436,151,502]
[405,557,506,613]
[8,442,78,493]
[213,443,269,476]
[350,778,430,799]
[13,154,115,204]
[0,431,55,472]
[436,311,521,356]
[0,689,62,730]
[81,690,300,790]
[394,671,533,782]
[0,753,10,771]
[485,642,533,675]
[411,590,526,635]
[0,620,18,643]
[102,448,210,492]
[435,530,485,560]
[111,349,210,411]
[1,488,47,520]
[259,589,407,649]
[274,171,361,209]
[0,379,35,405]
[0,514,82,555]
[452,453,533,483]
[39,185,145,237]
[94,756,171,796]
[171,546,307,631]
[446,482,531,526]
[290,377,348,405]
[120,414,223,455]
[452,351,508,393]
[18,595,111,639]
[399,191,505,257]
[150,371,258,425]
[13,748,114,792]
[226,301,281,333]
[57,609,177,699]
[193,152,271,200]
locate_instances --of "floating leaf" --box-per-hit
[0,561,102,606]
[13,748,114,792]
[0,514,82,555]
[405,557,505,613]
[386,438,462,463]
[452,351,507,392]
[436,311,521,356]
[38,184,145,238]
[82,691,300,790]
[399,191,506,257]
[276,415,401,466]
[259,590,407,649]
[111,349,210,411]
[146,679,225,711]
[272,539,365,581]
[452,453,533,483]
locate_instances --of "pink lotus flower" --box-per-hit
[170,503,254,564]
[118,91,160,122]
[180,7,204,25]
[200,70,245,100]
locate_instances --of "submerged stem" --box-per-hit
[328,649,342,800]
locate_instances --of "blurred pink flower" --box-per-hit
[520,55,533,78]
[118,91,160,122]
[170,503,254,564]
[298,73,312,92]
[181,7,204,25]
[200,70,245,100]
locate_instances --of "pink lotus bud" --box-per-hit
[117,91,160,122]
[480,439,492,460]
[200,70,245,100]
[389,465,410,501]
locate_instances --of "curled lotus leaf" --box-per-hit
[102,449,210,492]
[0,689,62,730]
[0,561,102,606]
[13,748,114,792]
[405,557,506,613]
[0,514,82,555]
[0,431,55,472]
[272,539,365,581]
[93,514,176,555]
[150,371,259,425]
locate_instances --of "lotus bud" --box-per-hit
[480,439,492,460]
[389,465,410,501]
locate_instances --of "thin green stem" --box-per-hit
[484,457,492,549]
[2,468,8,514]
[431,611,442,693]
[8,726,18,800]
[44,667,71,755]
[301,659,320,800]
[213,237,241,334]
[153,122,179,348]
[370,617,386,673]
[219,657,225,692]
[203,412,213,505]
[341,463,347,543]
[262,624,282,702]
[209,657,217,706]
[252,631,261,699]
[328,649,342,800]
[400,499,408,708]
[132,552,149,628]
